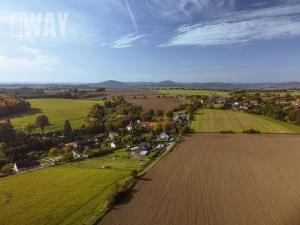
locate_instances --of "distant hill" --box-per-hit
[88,80,300,90]
[1,80,300,90]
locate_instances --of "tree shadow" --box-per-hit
[138,177,152,181]
[7,108,43,120]
[113,189,140,208]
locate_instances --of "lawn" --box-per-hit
[191,109,300,134]
[9,98,102,132]
[157,89,229,96]
[0,149,142,225]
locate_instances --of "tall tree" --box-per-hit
[0,120,16,143]
[35,115,49,133]
[64,120,73,141]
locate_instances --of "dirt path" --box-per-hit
[100,134,300,225]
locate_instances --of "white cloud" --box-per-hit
[104,33,144,48]
[0,47,58,71]
[160,2,300,47]
[146,0,235,20]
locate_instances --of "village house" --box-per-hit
[140,121,158,129]
[13,160,40,173]
[140,151,149,158]
[276,98,289,105]
[109,132,120,140]
[95,133,108,143]
[173,114,189,125]
[126,121,134,131]
[111,142,116,149]
[216,98,226,104]
[291,99,300,108]
[140,142,152,151]
[250,100,259,107]
[157,132,170,142]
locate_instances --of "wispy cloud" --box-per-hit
[124,0,138,32]
[103,33,144,48]
[0,47,58,71]
[146,0,235,20]
[160,2,300,47]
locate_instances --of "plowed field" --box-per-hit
[100,134,300,225]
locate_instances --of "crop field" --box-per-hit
[259,90,300,96]
[126,96,187,111]
[191,109,300,133]
[9,98,102,132]
[100,134,300,225]
[105,89,157,97]
[0,149,142,225]
[157,89,229,96]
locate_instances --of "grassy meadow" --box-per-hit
[157,89,229,96]
[191,109,300,134]
[9,98,102,132]
[0,149,142,225]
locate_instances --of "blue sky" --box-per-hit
[0,0,300,83]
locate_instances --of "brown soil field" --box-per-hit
[126,96,186,111]
[105,89,157,97]
[100,134,300,225]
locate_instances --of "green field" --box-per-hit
[260,90,300,96]
[0,149,142,225]
[157,89,229,96]
[10,99,101,132]
[192,109,300,133]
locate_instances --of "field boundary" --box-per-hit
[94,141,178,225]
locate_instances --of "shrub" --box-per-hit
[242,129,261,134]
[1,165,12,174]
[62,151,74,161]
[104,177,136,209]
[48,148,58,157]
[131,169,138,179]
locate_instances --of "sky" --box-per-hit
[0,0,300,83]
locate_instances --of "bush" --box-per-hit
[62,151,74,161]
[104,177,136,209]
[1,165,12,174]
[48,148,58,157]
[131,169,138,179]
[242,129,261,134]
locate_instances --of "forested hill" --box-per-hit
[0,93,31,118]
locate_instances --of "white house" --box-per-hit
[140,151,149,158]
[13,163,19,173]
[158,132,169,141]
[126,121,134,131]
[111,142,116,149]
[72,151,81,159]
